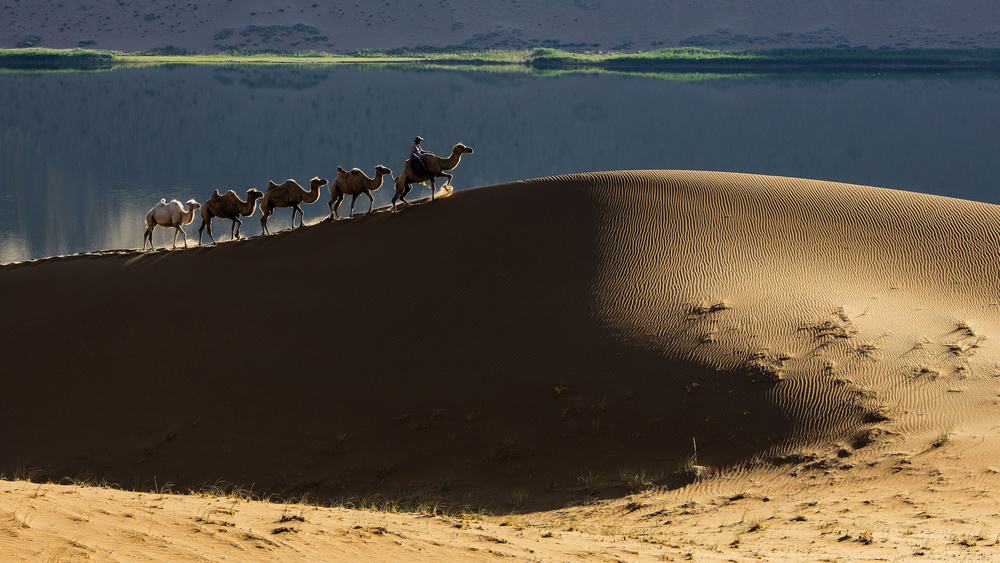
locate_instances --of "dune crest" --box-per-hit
[1,170,998,508]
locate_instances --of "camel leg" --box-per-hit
[179,227,188,249]
[292,205,302,228]
[171,227,179,249]
[198,218,207,245]
[442,172,454,191]
[143,226,154,250]
[350,194,359,217]
[364,191,374,214]
[261,213,270,235]
[430,178,436,201]
[398,184,413,207]
[232,217,241,239]
[391,182,412,212]
[333,194,344,219]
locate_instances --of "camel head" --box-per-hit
[375,165,392,177]
[455,142,474,156]
[310,177,329,190]
[185,199,201,211]
[247,188,263,201]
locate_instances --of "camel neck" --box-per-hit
[441,148,463,169]
[243,196,259,217]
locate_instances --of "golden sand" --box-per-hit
[2,170,1000,560]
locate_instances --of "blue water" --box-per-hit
[1,65,998,262]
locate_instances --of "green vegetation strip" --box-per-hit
[527,47,1000,69]
[352,46,1000,69]
[0,48,423,67]
[0,48,115,67]
[2,46,999,70]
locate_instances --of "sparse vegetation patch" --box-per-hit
[16,35,43,48]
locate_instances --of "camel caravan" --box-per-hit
[141,141,474,250]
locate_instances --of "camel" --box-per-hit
[198,188,264,245]
[259,176,329,235]
[328,164,393,219]
[143,198,201,250]
[392,142,474,211]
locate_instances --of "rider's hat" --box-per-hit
[414,136,423,143]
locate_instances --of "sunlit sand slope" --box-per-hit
[1,170,999,508]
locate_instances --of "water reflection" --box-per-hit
[1,65,998,262]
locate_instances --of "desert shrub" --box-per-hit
[291,23,321,35]
[619,467,651,494]
[16,35,42,48]
[136,46,198,56]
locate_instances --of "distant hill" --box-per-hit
[3,0,999,53]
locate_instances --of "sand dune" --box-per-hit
[5,170,1000,560]
[3,170,1000,519]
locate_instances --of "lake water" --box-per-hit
[1,65,998,262]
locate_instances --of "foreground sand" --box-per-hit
[2,170,1000,559]
[4,443,1000,561]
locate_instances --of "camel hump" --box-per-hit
[337,166,346,173]
[349,168,363,174]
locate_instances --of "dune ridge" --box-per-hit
[1,170,999,511]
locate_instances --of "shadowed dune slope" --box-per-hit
[2,170,1000,507]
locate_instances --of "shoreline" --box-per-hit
[3,46,999,72]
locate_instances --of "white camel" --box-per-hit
[143,198,201,250]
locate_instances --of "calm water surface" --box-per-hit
[1,65,998,262]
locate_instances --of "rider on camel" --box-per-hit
[409,136,429,178]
